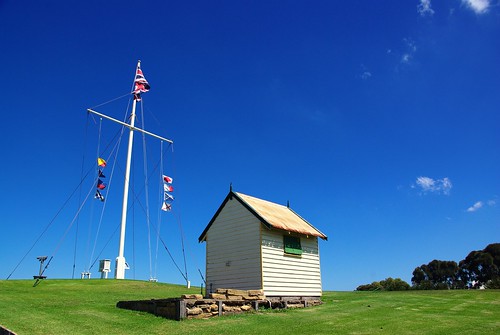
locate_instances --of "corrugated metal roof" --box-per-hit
[234,192,327,240]
[198,191,328,242]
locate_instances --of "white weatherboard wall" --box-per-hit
[205,197,262,291]
[261,229,322,297]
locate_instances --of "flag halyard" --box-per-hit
[162,173,174,212]
[95,158,107,202]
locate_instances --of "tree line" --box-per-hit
[356,243,499,291]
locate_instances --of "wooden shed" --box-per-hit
[198,190,327,298]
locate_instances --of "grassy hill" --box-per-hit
[0,279,498,334]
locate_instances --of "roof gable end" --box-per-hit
[199,191,327,242]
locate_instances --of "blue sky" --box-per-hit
[0,0,498,291]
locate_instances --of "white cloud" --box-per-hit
[414,176,453,195]
[467,201,483,212]
[467,198,497,212]
[462,0,490,14]
[400,38,417,64]
[418,0,435,16]
[405,38,417,52]
[359,64,372,80]
[416,176,435,190]
[441,178,452,193]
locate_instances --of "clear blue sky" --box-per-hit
[0,1,498,291]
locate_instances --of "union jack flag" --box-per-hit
[133,63,150,100]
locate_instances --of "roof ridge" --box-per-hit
[234,191,288,208]
[235,191,327,240]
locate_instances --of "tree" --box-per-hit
[459,243,500,288]
[411,260,459,290]
[484,243,500,268]
[356,282,382,291]
[379,277,410,291]
[356,278,409,291]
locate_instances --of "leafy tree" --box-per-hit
[485,277,500,289]
[356,278,409,291]
[356,282,382,291]
[485,243,500,268]
[379,277,410,291]
[459,243,500,288]
[411,260,459,290]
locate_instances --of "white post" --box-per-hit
[115,65,139,279]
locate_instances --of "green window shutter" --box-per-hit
[284,236,302,255]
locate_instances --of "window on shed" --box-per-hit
[284,235,302,256]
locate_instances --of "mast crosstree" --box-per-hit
[87,60,172,279]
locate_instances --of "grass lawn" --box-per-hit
[0,280,498,334]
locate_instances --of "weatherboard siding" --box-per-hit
[205,197,262,292]
[261,229,322,296]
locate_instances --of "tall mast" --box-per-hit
[114,76,138,279]
[87,60,173,280]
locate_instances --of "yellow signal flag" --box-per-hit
[97,157,107,167]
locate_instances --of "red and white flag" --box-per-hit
[161,202,172,212]
[133,63,150,100]
[164,184,173,192]
[163,175,173,183]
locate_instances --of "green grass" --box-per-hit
[0,280,498,334]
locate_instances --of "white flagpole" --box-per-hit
[115,60,140,279]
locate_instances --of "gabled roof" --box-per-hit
[198,191,328,242]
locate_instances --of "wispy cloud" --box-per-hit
[418,0,435,16]
[462,0,490,14]
[467,198,497,212]
[387,38,417,68]
[359,64,372,80]
[401,38,417,64]
[416,1,492,18]
[361,71,372,80]
[467,201,483,212]
[413,176,453,195]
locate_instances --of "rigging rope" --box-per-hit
[72,113,91,279]
[6,164,96,280]
[8,93,135,281]
[169,142,206,285]
[35,180,97,282]
[168,143,190,284]
[87,119,125,272]
[84,118,103,272]
[86,96,132,273]
[154,141,164,280]
[132,177,136,280]
[139,101,154,280]
[12,91,193,285]
[121,142,189,282]
[144,137,191,284]
[87,147,187,283]
[89,93,132,110]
